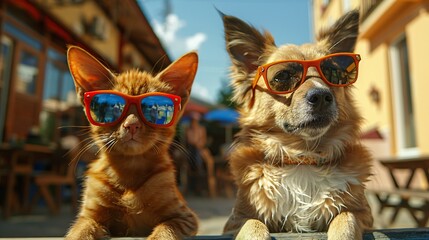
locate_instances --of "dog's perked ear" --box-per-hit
[220,12,276,105]
[221,13,274,72]
[317,9,360,53]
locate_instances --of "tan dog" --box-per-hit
[221,10,373,240]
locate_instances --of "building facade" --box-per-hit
[0,0,171,145]
[313,0,429,157]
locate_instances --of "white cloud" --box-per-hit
[152,14,207,57]
[153,14,184,44]
[186,33,207,51]
[191,83,215,103]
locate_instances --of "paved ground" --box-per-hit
[0,196,235,237]
[0,193,426,237]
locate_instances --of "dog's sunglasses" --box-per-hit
[252,53,361,95]
[83,90,181,128]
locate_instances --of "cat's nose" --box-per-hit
[123,114,141,135]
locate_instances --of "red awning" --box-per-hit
[183,101,209,116]
[361,127,384,139]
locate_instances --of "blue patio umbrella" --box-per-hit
[204,108,239,142]
[204,108,239,125]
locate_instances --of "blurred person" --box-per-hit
[186,112,216,197]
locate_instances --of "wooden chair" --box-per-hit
[0,150,33,218]
[32,149,78,214]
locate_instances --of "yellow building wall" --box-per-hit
[313,0,360,37]
[355,41,393,145]
[406,7,429,154]
[314,0,393,137]
[37,0,119,65]
[122,43,151,71]
[314,1,429,156]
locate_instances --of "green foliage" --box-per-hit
[217,77,237,109]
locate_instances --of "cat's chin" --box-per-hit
[119,140,149,155]
[100,138,140,156]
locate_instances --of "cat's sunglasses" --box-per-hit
[251,52,361,97]
[83,90,181,128]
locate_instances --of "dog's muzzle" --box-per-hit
[282,87,337,135]
[305,88,334,113]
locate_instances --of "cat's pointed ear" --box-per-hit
[67,46,116,105]
[317,10,360,53]
[158,51,198,105]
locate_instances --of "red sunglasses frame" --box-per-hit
[251,52,361,97]
[83,90,182,128]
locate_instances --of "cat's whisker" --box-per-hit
[93,134,117,155]
[151,54,169,76]
[76,134,111,157]
[94,140,110,155]
[105,139,117,153]
[58,125,91,129]
[74,141,98,162]
[170,140,191,157]
[108,140,118,153]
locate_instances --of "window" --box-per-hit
[16,49,39,95]
[4,23,42,50]
[0,36,14,142]
[390,35,418,155]
[4,22,41,96]
[39,48,78,143]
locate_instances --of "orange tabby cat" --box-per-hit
[65,46,199,240]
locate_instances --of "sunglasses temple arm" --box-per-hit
[248,69,261,108]
[248,91,255,108]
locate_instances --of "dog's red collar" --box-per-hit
[283,154,328,166]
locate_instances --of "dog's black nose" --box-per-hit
[306,88,334,110]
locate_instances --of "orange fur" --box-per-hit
[221,10,373,240]
[65,46,199,240]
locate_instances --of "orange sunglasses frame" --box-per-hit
[251,52,361,97]
[83,90,182,128]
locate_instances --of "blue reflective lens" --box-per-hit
[89,94,125,124]
[320,55,356,85]
[141,96,175,125]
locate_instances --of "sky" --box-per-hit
[139,0,313,104]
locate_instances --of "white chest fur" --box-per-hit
[245,165,360,232]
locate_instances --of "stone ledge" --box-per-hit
[8,228,429,240]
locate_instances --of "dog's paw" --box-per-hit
[327,212,362,240]
[147,226,177,240]
[235,219,270,240]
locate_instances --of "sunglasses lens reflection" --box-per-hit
[267,62,304,92]
[320,55,357,85]
[89,94,125,124]
[141,96,175,125]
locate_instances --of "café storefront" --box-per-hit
[0,0,171,145]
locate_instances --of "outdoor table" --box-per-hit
[370,155,429,227]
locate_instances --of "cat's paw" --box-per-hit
[235,219,270,240]
[65,217,109,240]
